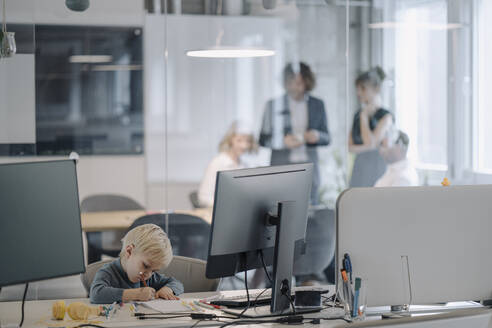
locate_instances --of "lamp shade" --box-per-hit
[186,47,275,59]
[65,0,90,12]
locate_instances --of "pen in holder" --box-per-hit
[352,278,367,320]
[340,271,367,321]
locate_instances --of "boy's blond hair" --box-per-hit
[120,224,173,269]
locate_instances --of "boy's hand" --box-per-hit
[138,287,156,301]
[156,286,179,300]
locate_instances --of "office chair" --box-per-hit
[81,256,220,295]
[349,149,387,187]
[293,207,335,284]
[81,194,144,264]
[128,213,211,261]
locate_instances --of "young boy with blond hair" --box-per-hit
[90,224,184,304]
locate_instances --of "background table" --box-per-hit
[81,208,213,232]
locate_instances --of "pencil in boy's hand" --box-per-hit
[139,271,148,287]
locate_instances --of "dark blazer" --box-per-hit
[258,94,330,205]
[259,94,331,148]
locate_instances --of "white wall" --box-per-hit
[0,55,35,143]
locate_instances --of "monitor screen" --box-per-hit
[0,160,85,287]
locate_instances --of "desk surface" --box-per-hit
[81,208,213,232]
[1,291,491,328]
[0,291,348,328]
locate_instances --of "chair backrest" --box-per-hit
[82,194,144,256]
[128,213,211,260]
[80,256,219,295]
[81,194,143,213]
[81,259,113,295]
[160,256,219,293]
[189,191,203,209]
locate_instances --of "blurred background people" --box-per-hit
[198,122,257,208]
[259,62,331,205]
[349,67,394,187]
[375,130,418,187]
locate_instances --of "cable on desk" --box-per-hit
[19,282,29,327]
[260,250,273,284]
[218,319,277,328]
[260,249,296,315]
[134,312,194,316]
[282,292,296,315]
[322,293,343,309]
[218,315,306,328]
[138,315,192,320]
[76,324,107,328]
[135,313,237,321]
[251,287,270,314]
[237,269,251,318]
[247,250,273,315]
[190,319,204,328]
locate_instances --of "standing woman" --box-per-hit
[349,67,393,187]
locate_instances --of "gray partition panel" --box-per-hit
[336,185,492,306]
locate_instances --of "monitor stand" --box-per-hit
[267,201,298,314]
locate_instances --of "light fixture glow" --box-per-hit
[69,55,113,63]
[91,64,142,71]
[186,47,275,58]
[368,22,463,31]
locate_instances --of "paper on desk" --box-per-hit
[138,299,191,313]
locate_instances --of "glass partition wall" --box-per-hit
[0,0,146,301]
[157,0,350,288]
[363,0,472,186]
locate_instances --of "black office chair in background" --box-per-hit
[81,194,144,264]
[293,207,336,285]
[128,213,211,261]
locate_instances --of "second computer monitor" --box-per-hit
[206,163,312,278]
[0,160,85,288]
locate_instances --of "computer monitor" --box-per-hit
[0,160,85,287]
[206,163,313,314]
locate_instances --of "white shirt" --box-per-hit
[288,96,309,162]
[198,152,242,207]
[374,159,419,187]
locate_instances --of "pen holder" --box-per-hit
[340,277,367,321]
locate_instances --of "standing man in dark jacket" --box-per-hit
[259,62,331,205]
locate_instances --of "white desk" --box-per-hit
[1,291,491,328]
[0,291,347,328]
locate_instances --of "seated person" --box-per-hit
[374,130,419,187]
[198,121,257,207]
[90,224,184,304]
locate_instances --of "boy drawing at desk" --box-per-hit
[90,224,184,304]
